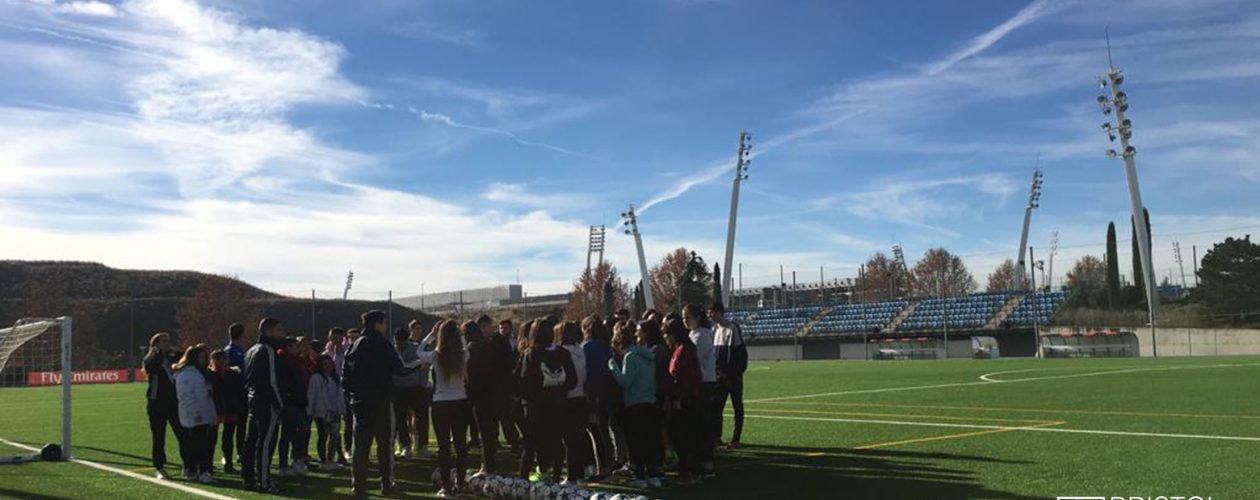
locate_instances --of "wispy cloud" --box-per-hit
[389,21,483,47]
[357,101,601,160]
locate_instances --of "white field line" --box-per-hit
[748,362,1260,403]
[737,414,1260,443]
[0,437,240,500]
[978,362,1260,383]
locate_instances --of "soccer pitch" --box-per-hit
[2,356,1258,499]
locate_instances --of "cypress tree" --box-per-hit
[1106,222,1121,309]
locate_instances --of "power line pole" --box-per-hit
[722,131,752,308]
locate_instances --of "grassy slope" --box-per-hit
[2,356,1257,499]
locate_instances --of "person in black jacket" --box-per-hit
[144,332,190,480]
[465,320,511,476]
[209,349,247,475]
[342,310,417,496]
[240,317,288,493]
[516,316,577,483]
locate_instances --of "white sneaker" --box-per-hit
[647,477,662,488]
[155,469,170,480]
[197,472,212,484]
[397,447,412,459]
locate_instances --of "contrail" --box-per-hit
[637,0,1058,213]
[359,101,601,161]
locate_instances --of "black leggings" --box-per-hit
[219,419,245,467]
[431,399,472,490]
[668,396,699,477]
[696,382,717,466]
[562,397,591,481]
[146,402,189,471]
[183,425,216,475]
[471,396,501,472]
[315,417,342,465]
[521,399,565,481]
[624,403,661,479]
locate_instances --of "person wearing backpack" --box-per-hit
[608,320,661,489]
[516,316,577,483]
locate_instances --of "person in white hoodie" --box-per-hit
[555,320,589,485]
[307,354,346,472]
[174,344,217,484]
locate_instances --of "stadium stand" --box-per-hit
[735,291,1068,341]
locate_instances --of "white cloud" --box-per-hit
[389,21,483,47]
[55,1,119,17]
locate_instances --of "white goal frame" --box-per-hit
[0,316,72,460]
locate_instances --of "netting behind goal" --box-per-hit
[0,317,71,460]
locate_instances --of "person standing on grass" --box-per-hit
[581,315,617,479]
[393,327,424,460]
[225,323,247,371]
[241,317,287,493]
[495,319,523,452]
[664,318,702,485]
[144,332,190,480]
[555,320,590,485]
[175,344,217,484]
[276,336,311,477]
[343,310,417,496]
[511,319,535,466]
[466,320,510,477]
[711,301,748,449]
[307,354,347,472]
[609,320,661,489]
[209,349,246,475]
[339,327,361,464]
[684,303,718,478]
[408,320,435,459]
[410,320,472,497]
[518,316,577,483]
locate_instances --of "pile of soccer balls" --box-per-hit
[458,472,650,500]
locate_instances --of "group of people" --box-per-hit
[141,302,748,497]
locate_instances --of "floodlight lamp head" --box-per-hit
[1111,72,1124,86]
[1098,76,1108,89]
[1106,149,1119,158]
[1124,146,1136,157]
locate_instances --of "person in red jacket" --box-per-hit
[664,318,702,485]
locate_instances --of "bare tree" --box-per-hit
[856,252,912,302]
[175,275,259,348]
[564,261,631,319]
[910,248,976,297]
[986,259,1020,292]
[1066,255,1107,293]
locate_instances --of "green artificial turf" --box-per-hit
[2,356,1257,499]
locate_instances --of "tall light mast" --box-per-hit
[622,205,656,311]
[721,131,753,307]
[1099,63,1160,355]
[1013,168,1043,290]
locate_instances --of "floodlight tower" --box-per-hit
[1173,242,1187,289]
[343,270,354,300]
[892,244,907,298]
[1099,63,1160,353]
[622,205,656,311]
[721,130,753,308]
[1013,168,1043,290]
[1047,231,1059,291]
[587,225,607,273]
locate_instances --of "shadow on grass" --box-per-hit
[697,443,1043,500]
[0,486,76,500]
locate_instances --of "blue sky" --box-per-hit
[1,0,1258,298]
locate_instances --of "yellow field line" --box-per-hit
[750,400,1260,420]
[743,407,1061,424]
[853,421,1066,450]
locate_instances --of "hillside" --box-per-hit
[0,261,440,370]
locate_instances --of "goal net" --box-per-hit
[0,317,71,463]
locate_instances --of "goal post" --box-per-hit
[0,317,72,463]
